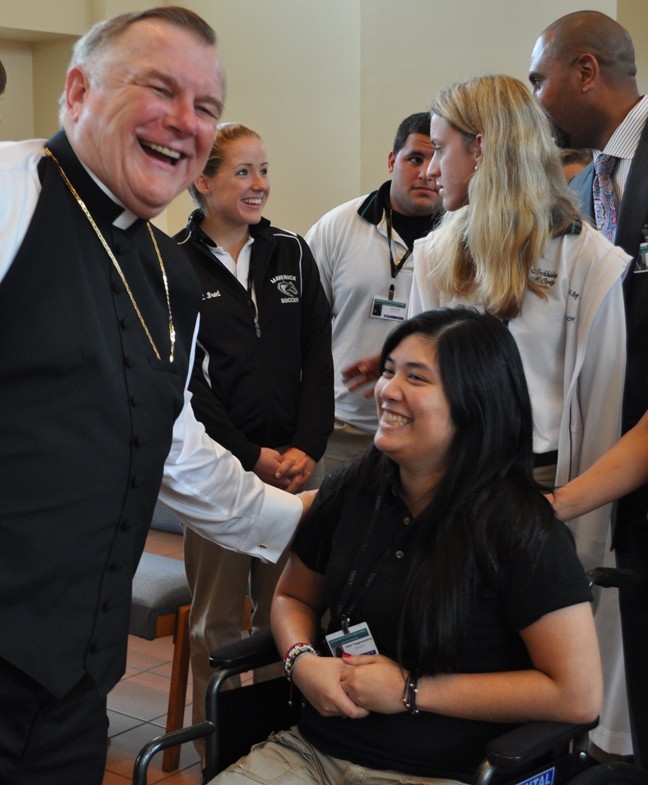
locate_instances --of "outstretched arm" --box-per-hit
[551,410,648,521]
[160,318,302,562]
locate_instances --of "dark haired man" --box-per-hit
[306,112,443,472]
[530,10,648,766]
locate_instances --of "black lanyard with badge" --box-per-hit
[325,492,413,657]
[370,209,410,322]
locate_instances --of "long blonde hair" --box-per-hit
[422,75,580,320]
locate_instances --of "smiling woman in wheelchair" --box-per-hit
[208,308,602,785]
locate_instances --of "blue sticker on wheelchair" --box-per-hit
[514,767,555,785]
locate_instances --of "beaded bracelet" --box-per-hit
[402,671,420,715]
[283,641,318,681]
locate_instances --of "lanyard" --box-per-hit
[334,493,412,633]
[385,208,412,301]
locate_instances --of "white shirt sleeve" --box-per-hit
[408,238,431,317]
[0,140,45,285]
[159,317,302,563]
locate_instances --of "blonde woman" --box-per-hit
[176,122,333,756]
[345,75,631,757]
[410,74,630,758]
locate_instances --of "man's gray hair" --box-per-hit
[59,6,217,124]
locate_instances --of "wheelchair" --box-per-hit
[132,568,648,785]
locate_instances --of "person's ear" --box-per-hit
[472,133,484,168]
[193,173,211,195]
[387,151,396,174]
[574,53,599,93]
[65,67,90,122]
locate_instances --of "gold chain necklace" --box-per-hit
[43,147,175,363]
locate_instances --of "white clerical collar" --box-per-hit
[80,160,139,229]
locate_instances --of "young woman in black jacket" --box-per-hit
[176,123,333,760]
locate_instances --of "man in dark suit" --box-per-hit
[530,10,648,768]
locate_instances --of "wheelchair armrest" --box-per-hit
[208,630,280,675]
[587,567,642,591]
[132,721,215,785]
[205,632,296,779]
[473,719,598,785]
[484,719,598,767]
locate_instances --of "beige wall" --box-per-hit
[359,0,616,195]
[0,0,644,236]
[0,40,34,139]
[161,0,362,236]
[32,39,76,136]
[618,0,648,94]
[0,0,90,35]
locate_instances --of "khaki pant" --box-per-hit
[185,461,325,762]
[209,726,463,785]
[184,528,287,696]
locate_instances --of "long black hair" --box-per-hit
[365,308,554,673]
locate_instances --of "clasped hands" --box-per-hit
[254,446,315,494]
[253,355,380,495]
[291,653,407,719]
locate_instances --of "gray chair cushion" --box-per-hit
[151,501,184,535]
[130,552,191,640]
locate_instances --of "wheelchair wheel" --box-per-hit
[565,763,648,785]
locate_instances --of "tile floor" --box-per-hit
[103,529,203,785]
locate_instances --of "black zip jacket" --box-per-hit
[175,214,333,471]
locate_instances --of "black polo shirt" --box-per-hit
[292,458,591,781]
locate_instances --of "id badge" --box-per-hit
[325,621,379,657]
[636,240,648,273]
[635,225,648,273]
[370,295,407,321]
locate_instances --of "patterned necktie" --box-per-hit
[592,154,619,242]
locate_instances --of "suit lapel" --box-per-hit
[616,118,648,258]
